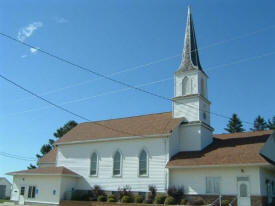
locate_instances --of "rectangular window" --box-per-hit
[113,161,121,175]
[20,187,25,196]
[28,186,36,198]
[138,192,146,199]
[206,177,221,194]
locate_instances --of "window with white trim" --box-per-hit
[139,149,148,176]
[206,177,221,194]
[113,151,122,176]
[20,186,25,196]
[90,152,98,176]
[28,186,36,198]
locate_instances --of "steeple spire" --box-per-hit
[179,5,202,71]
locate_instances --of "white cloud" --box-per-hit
[21,54,27,58]
[17,22,43,41]
[54,17,68,24]
[30,47,38,54]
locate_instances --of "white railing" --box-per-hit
[208,195,222,206]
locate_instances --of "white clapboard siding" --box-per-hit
[57,136,169,192]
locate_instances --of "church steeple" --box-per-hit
[178,5,202,72]
[172,6,213,151]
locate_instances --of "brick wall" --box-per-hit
[61,196,271,206]
[184,194,236,204]
[60,201,163,206]
[251,196,268,206]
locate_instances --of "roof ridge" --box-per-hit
[79,111,173,125]
[214,130,273,136]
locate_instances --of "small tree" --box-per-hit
[167,186,184,203]
[118,185,132,200]
[27,164,37,169]
[267,116,275,130]
[54,120,78,139]
[28,120,78,169]
[251,115,267,131]
[148,185,157,202]
[225,114,245,133]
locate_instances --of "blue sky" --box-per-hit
[0,0,275,181]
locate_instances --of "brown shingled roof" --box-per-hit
[38,147,57,164]
[56,112,182,144]
[7,166,79,176]
[167,130,273,167]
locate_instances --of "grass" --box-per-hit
[0,199,10,203]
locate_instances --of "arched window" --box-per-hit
[201,78,205,96]
[182,77,190,95]
[90,152,98,176]
[139,150,148,176]
[113,151,122,176]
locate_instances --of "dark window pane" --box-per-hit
[139,150,147,175]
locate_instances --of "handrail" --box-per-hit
[208,195,221,206]
[229,197,237,206]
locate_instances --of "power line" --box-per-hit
[4,78,172,117]
[0,152,36,161]
[0,72,254,126]
[0,32,170,102]
[12,54,180,103]
[0,73,150,137]
[2,26,272,125]
[1,24,275,101]
[3,49,274,123]
[1,25,273,163]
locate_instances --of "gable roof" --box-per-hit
[0,177,11,185]
[56,112,182,144]
[7,166,79,177]
[38,148,57,164]
[167,130,274,168]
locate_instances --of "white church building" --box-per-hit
[8,6,275,206]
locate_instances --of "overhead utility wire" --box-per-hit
[4,49,275,118]
[0,71,253,126]
[0,73,150,137]
[1,25,273,161]
[0,35,261,125]
[0,151,36,161]
[2,24,275,101]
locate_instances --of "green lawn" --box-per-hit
[0,199,10,203]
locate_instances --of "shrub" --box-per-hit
[180,199,188,205]
[222,200,230,206]
[121,195,132,203]
[134,195,144,203]
[167,186,184,203]
[189,197,206,205]
[107,194,117,203]
[93,185,105,199]
[164,196,176,205]
[71,190,91,201]
[148,185,157,202]
[118,185,133,200]
[71,192,82,201]
[97,195,107,202]
[154,194,167,204]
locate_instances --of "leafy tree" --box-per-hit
[28,120,78,169]
[225,113,245,133]
[267,116,275,130]
[54,120,78,139]
[27,163,37,169]
[251,115,267,131]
